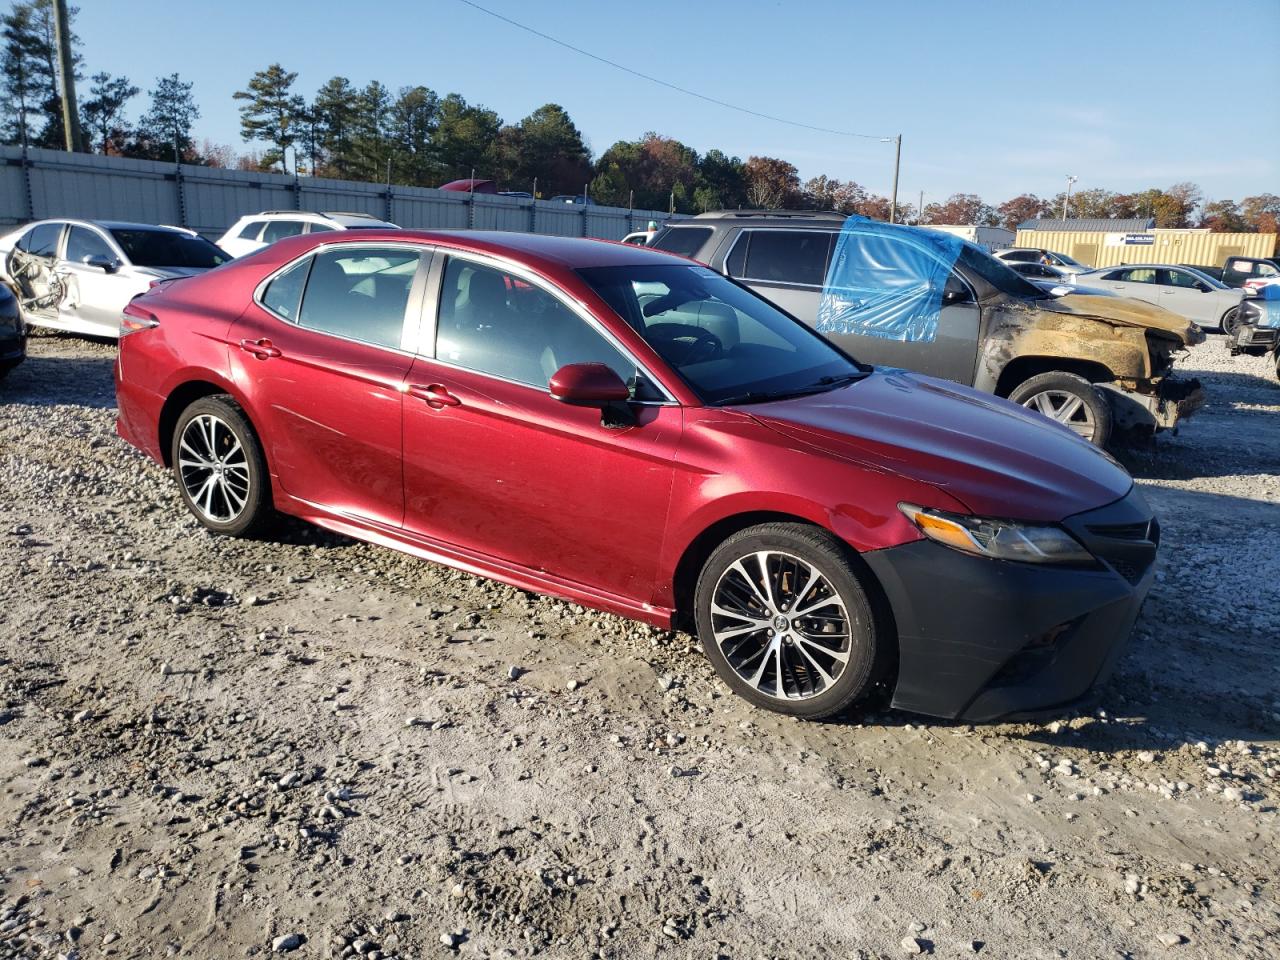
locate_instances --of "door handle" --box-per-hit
[239,337,281,359]
[407,383,461,408]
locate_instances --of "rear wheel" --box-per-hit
[1220,307,1240,338]
[171,396,271,537]
[693,523,885,719]
[1009,371,1113,447]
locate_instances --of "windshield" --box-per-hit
[1184,267,1230,290]
[110,229,230,269]
[578,263,864,405]
[955,243,1049,300]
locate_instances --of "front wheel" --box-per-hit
[171,395,272,537]
[1220,307,1240,338]
[693,523,885,719]
[1009,371,1113,447]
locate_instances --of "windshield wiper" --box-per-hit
[714,372,868,407]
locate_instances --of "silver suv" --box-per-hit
[650,211,1205,447]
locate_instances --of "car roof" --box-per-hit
[278,229,688,271]
[29,218,195,233]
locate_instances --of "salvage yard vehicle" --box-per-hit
[217,211,400,259]
[0,219,231,338]
[994,247,1091,275]
[1220,255,1280,291]
[651,212,1205,448]
[1076,263,1244,335]
[116,229,1161,723]
[1229,285,1280,358]
[0,282,24,380]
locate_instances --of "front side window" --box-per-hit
[436,257,634,389]
[1001,250,1038,263]
[66,226,115,264]
[109,229,229,268]
[296,247,421,349]
[1166,269,1205,290]
[261,220,306,244]
[649,226,712,260]
[579,263,863,405]
[22,222,62,258]
[735,230,834,287]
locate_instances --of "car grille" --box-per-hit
[1067,493,1160,588]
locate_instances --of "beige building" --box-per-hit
[1014,220,1276,270]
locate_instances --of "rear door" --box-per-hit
[722,228,833,322]
[227,242,429,528]
[1101,267,1160,304]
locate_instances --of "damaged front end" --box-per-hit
[6,247,73,314]
[983,293,1206,436]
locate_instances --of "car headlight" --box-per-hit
[899,503,1094,565]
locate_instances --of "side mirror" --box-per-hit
[549,363,630,407]
[942,275,970,305]
[84,254,118,273]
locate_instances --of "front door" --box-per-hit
[60,225,137,335]
[401,253,681,605]
[227,244,428,528]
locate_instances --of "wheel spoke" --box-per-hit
[1033,393,1055,416]
[790,638,839,687]
[728,558,771,610]
[1055,396,1083,422]
[755,552,780,611]
[793,633,850,665]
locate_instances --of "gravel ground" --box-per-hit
[1,333,1277,960]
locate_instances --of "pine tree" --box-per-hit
[233,63,305,174]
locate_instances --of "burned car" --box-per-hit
[1229,284,1280,366]
[651,212,1205,448]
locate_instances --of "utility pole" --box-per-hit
[883,134,902,224]
[1062,175,1078,220]
[917,190,924,225]
[53,0,84,152]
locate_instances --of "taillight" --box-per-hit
[121,302,159,335]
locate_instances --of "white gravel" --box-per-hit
[0,331,1276,959]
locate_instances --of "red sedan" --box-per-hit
[115,230,1158,722]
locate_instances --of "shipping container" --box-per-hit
[923,224,1015,252]
[1013,229,1276,270]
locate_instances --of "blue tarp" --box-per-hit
[816,217,964,343]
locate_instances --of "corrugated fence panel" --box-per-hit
[0,145,686,242]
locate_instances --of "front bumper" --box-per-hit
[1099,376,1204,432]
[1233,323,1279,351]
[864,488,1157,722]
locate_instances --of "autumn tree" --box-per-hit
[996,194,1049,230]
[921,193,995,226]
[743,155,800,209]
[1198,199,1248,233]
[1240,194,1280,235]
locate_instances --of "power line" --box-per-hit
[451,0,890,140]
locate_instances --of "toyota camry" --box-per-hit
[114,230,1159,722]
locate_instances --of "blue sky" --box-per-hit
[78,0,1279,205]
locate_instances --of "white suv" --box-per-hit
[217,211,399,258]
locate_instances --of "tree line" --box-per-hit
[2,1,1277,232]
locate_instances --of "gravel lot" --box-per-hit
[1,333,1277,960]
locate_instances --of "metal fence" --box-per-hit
[0,145,678,241]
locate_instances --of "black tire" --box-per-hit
[1008,371,1114,448]
[170,395,271,537]
[1220,307,1240,338]
[693,522,886,720]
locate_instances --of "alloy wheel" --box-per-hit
[1021,389,1096,438]
[709,551,851,701]
[177,414,251,523]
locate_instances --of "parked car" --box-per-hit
[0,282,24,380]
[621,231,651,246]
[0,219,231,338]
[1075,264,1245,335]
[550,195,594,205]
[115,229,1160,723]
[1220,255,1280,290]
[1006,263,1117,299]
[1182,263,1224,282]
[1229,285,1280,357]
[439,179,499,194]
[650,212,1204,448]
[994,247,1091,275]
[1007,261,1073,282]
[217,211,399,259]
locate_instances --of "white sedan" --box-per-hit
[1076,264,1244,334]
[0,219,230,338]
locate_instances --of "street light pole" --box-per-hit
[1062,175,1078,220]
[884,134,902,224]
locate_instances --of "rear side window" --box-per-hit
[1000,250,1039,263]
[737,230,834,287]
[22,222,62,258]
[650,226,712,260]
[237,220,267,240]
[261,257,311,321]
[1119,268,1158,284]
[307,221,337,233]
[66,226,115,264]
[261,220,306,244]
[296,247,421,349]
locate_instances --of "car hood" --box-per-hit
[132,266,210,280]
[743,371,1133,522]
[1046,293,1203,344]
